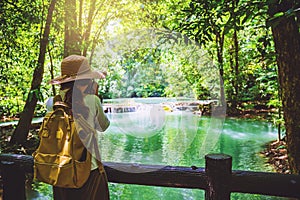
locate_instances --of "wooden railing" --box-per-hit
[0,153,300,200]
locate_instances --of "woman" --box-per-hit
[50,55,110,200]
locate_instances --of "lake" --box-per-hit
[28,103,289,200]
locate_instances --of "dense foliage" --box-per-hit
[0,0,298,124]
[0,1,280,117]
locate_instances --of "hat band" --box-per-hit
[60,68,92,80]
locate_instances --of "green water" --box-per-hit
[29,111,290,200]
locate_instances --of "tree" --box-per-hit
[64,0,141,58]
[64,0,81,56]
[172,0,228,106]
[267,0,300,174]
[10,0,57,144]
[9,0,144,144]
[162,0,256,107]
[0,0,42,118]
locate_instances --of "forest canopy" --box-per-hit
[0,0,286,118]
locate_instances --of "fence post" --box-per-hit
[205,154,232,200]
[1,160,26,200]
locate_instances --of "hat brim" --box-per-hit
[50,70,106,85]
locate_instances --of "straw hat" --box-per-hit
[50,55,106,85]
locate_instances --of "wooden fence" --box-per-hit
[0,153,300,200]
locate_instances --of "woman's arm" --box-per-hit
[95,98,110,132]
[84,94,110,132]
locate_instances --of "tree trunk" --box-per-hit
[10,0,57,144]
[64,0,81,56]
[216,29,226,107]
[233,29,239,106]
[82,0,96,56]
[228,0,240,110]
[268,0,300,174]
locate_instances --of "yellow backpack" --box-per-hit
[33,99,93,188]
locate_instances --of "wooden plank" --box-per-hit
[205,154,232,200]
[231,170,300,198]
[104,162,207,189]
[1,161,26,200]
[1,153,300,199]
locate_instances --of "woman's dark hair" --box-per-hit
[60,81,89,119]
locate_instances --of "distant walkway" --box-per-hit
[0,118,43,134]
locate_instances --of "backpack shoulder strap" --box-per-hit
[52,95,72,115]
[53,95,68,107]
